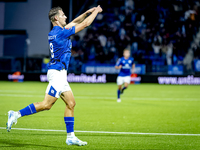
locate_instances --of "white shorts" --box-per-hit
[117,76,131,85]
[45,69,71,98]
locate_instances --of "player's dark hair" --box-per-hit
[49,6,62,22]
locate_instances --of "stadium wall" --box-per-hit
[0,2,5,57]
[4,0,51,56]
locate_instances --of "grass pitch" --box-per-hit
[0,81,200,149]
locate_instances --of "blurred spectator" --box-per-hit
[183,49,194,72]
[166,42,173,65]
[116,28,131,57]
[72,35,81,52]
[125,0,134,11]
[192,43,200,59]
[74,0,200,68]
[98,33,107,47]
[152,41,161,55]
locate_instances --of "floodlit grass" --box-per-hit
[0,81,200,149]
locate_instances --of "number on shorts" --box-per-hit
[50,43,54,58]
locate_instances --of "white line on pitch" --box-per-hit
[0,93,199,101]
[0,94,43,98]
[75,96,200,101]
[0,90,42,94]
[0,127,199,136]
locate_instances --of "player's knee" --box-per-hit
[45,105,52,110]
[124,84,129,88]
[43,103,53,110]
[67,101,76,110]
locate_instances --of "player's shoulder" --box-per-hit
[128,57,134,61]
[48,27,64,40]
[115,57,122,65]
[119,57,124,60]
[65,26,75,30]
[49,26,62,35]
[117,57,122,61]
[117,57,123,62]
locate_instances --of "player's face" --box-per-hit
[57,10,67,27]
[123,50,130,58]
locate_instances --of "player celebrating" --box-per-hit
[6,6,103,146]
[115,49,135,102]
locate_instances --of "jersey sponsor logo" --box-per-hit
[122,64,131,69]
[48,35,57,40]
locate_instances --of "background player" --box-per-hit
[115,49,135,102]
[6,5,103,146]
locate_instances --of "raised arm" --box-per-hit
[74,6,102,33]
[65,7,96,29]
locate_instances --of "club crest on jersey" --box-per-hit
[128,60,132,64]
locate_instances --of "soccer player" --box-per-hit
[115,49,135,102]
[6,6,103,146]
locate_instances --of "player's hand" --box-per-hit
[86,7,96,14]
[119,65,122,69]
[96,5,103,13]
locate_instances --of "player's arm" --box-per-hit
[74,5,102,33]
[65,7,96,29]
[131,63,135,73]
[115,65,122,69]
[115,58,122,69]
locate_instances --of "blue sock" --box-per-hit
[64,117,74,133]
[117,89,120,98]
[19,103,37,117]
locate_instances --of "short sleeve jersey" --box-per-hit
[47,26,75,70]
[115,57,134,77]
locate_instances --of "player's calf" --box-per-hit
[36,101,54,111]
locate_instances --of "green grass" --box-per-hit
[0,81,200,149]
